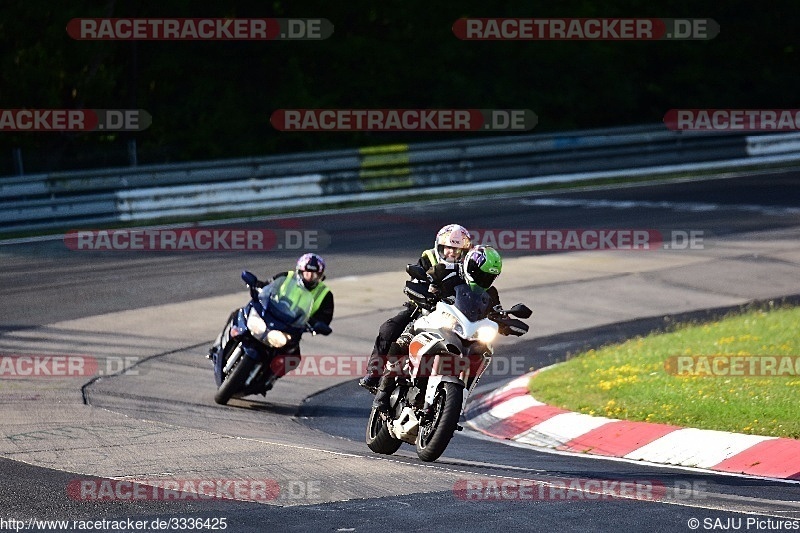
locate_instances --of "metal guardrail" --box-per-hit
[2,124,798,234]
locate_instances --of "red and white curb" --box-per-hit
[464,372,800,480]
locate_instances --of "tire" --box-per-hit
[365,406,403,455]
[416,382,463,462]
[214,347,257,405]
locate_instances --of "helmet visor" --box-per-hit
[299,270,322,288]
[470,268,498,289]
[438,245,467,262]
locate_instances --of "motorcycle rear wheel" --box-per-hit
[416,382,463,462]
[365,407,403,455]
[214,345,256,405]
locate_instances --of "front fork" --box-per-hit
[422,375,466,420]
[219,338,267,390]
[421,351,491,417]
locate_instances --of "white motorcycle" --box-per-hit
[366,265,531,462]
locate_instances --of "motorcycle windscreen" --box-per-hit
[259,276,315,328]
[451,283,491,322]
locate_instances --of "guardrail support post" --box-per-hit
[12,148,23,176]
[127,139,138,167]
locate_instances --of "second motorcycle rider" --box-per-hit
[358,224,473,391]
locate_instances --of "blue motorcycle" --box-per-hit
[212,271,332,405]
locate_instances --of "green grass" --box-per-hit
[530,305,800,439]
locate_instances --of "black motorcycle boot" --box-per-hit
[371,375,395,413]
[360,334,392,391]
[361,339,406,391]
[358,351,383,392]
[358,374,380,392]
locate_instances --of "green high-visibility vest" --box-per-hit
[278,270,331,318]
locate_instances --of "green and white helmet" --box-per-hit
[463,245,502,289]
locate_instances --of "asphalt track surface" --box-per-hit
[1,172,800,532]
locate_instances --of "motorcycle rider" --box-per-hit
[208,253,334,384]
[257,252,334,325]
[372,245,504,413]
[358,224,472,391]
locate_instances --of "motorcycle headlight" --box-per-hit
[475,326,498,344]
[247,308,267,336]
[266,330,289,348]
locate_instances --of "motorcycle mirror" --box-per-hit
[241,270,258,286]
[406,264,429,281]
[507,304,532,319]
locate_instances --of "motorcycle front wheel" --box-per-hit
[365,407,403,455]
[214,344,256,405]
[416,382,463,462]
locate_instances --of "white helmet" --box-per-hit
[434,224,472,263]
